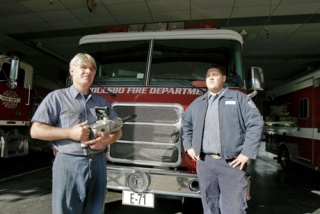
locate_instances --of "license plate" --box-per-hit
[122,190,154,208]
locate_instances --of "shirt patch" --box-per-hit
[248,100,257,108]
[225,100,236,105]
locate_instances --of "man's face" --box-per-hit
[206,68,226,93]
[70,62,96,87]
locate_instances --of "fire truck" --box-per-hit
[78,21,264,208]
[264,68,320,171]
[0,54,59,158]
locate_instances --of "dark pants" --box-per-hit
[52,152,106,214]
[196,155,248,214]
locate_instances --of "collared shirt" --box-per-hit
[202,88,225,154]
[31,85,117,155]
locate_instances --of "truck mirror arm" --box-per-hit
[6,56,20,89]
[247,90,258,98]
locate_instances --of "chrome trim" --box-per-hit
[106,164,200,198]
[26,84,31,105]
[108,102,184,167]
[0,120,30,126]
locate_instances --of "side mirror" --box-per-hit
[7,56,19,89]
[248,67,264,91]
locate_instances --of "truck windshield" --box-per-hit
[83,39,244,88]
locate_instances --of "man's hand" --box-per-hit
[30,120,92,142]
[187,148,200,161]
[229,154,249,170]
[69,120,90,142]
[84,130,122,150]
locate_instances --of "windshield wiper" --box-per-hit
[98,85,116,99]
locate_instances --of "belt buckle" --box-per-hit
[211,154,222,159]
[86,152,101,159]
[86,154,95,158]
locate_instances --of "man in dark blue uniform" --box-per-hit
[181,65,264,214]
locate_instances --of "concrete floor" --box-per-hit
[246,145,320,214]
[0,142,319,214]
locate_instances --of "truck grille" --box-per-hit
[108,103,183,167]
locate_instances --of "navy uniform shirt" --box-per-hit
[202,88,226,154]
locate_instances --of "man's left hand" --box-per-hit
[85,130,122,150]
[229,154,249,170]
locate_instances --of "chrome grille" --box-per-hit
[113,104,180,124]
[109,143,179,163]
[108,103,183,167]
[120,124,179,143]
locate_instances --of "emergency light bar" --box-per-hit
[100,20,220,33]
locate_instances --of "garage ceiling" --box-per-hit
[0,0,320,91]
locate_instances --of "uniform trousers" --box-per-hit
[196,154,248,214]
[52,152,106,214]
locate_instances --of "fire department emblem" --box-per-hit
[0,90,21,109]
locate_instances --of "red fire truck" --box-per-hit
[264,69,320,171]
[78,21,264,207]
[0,54,60,158]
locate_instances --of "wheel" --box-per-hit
[279,148,291,170]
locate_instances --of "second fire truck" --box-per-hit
[0,54,61,158]
[264,68,320,171]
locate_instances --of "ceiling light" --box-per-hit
[87,0,95,12]
[240,29,247,36]
[240,30,248,40]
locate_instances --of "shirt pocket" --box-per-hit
[223,101,238,118]
[60,111,83,128]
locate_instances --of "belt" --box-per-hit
[201,153,236,162]
[208,153,222,159]
[85,151,103,159]
[200,153,222,160]
[56,151,104,159]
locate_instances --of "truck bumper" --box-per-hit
[106,164,201,198]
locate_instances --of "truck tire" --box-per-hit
[279,147,291,170]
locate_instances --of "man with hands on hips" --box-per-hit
[30,53,122,214]
[181,65,264,214]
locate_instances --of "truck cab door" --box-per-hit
[294,78,314,165]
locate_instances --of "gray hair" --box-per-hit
[69,53,97,71]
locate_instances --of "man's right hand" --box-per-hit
[30,121,91,142]
[187,148,200,161]
[69,120,90,142]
